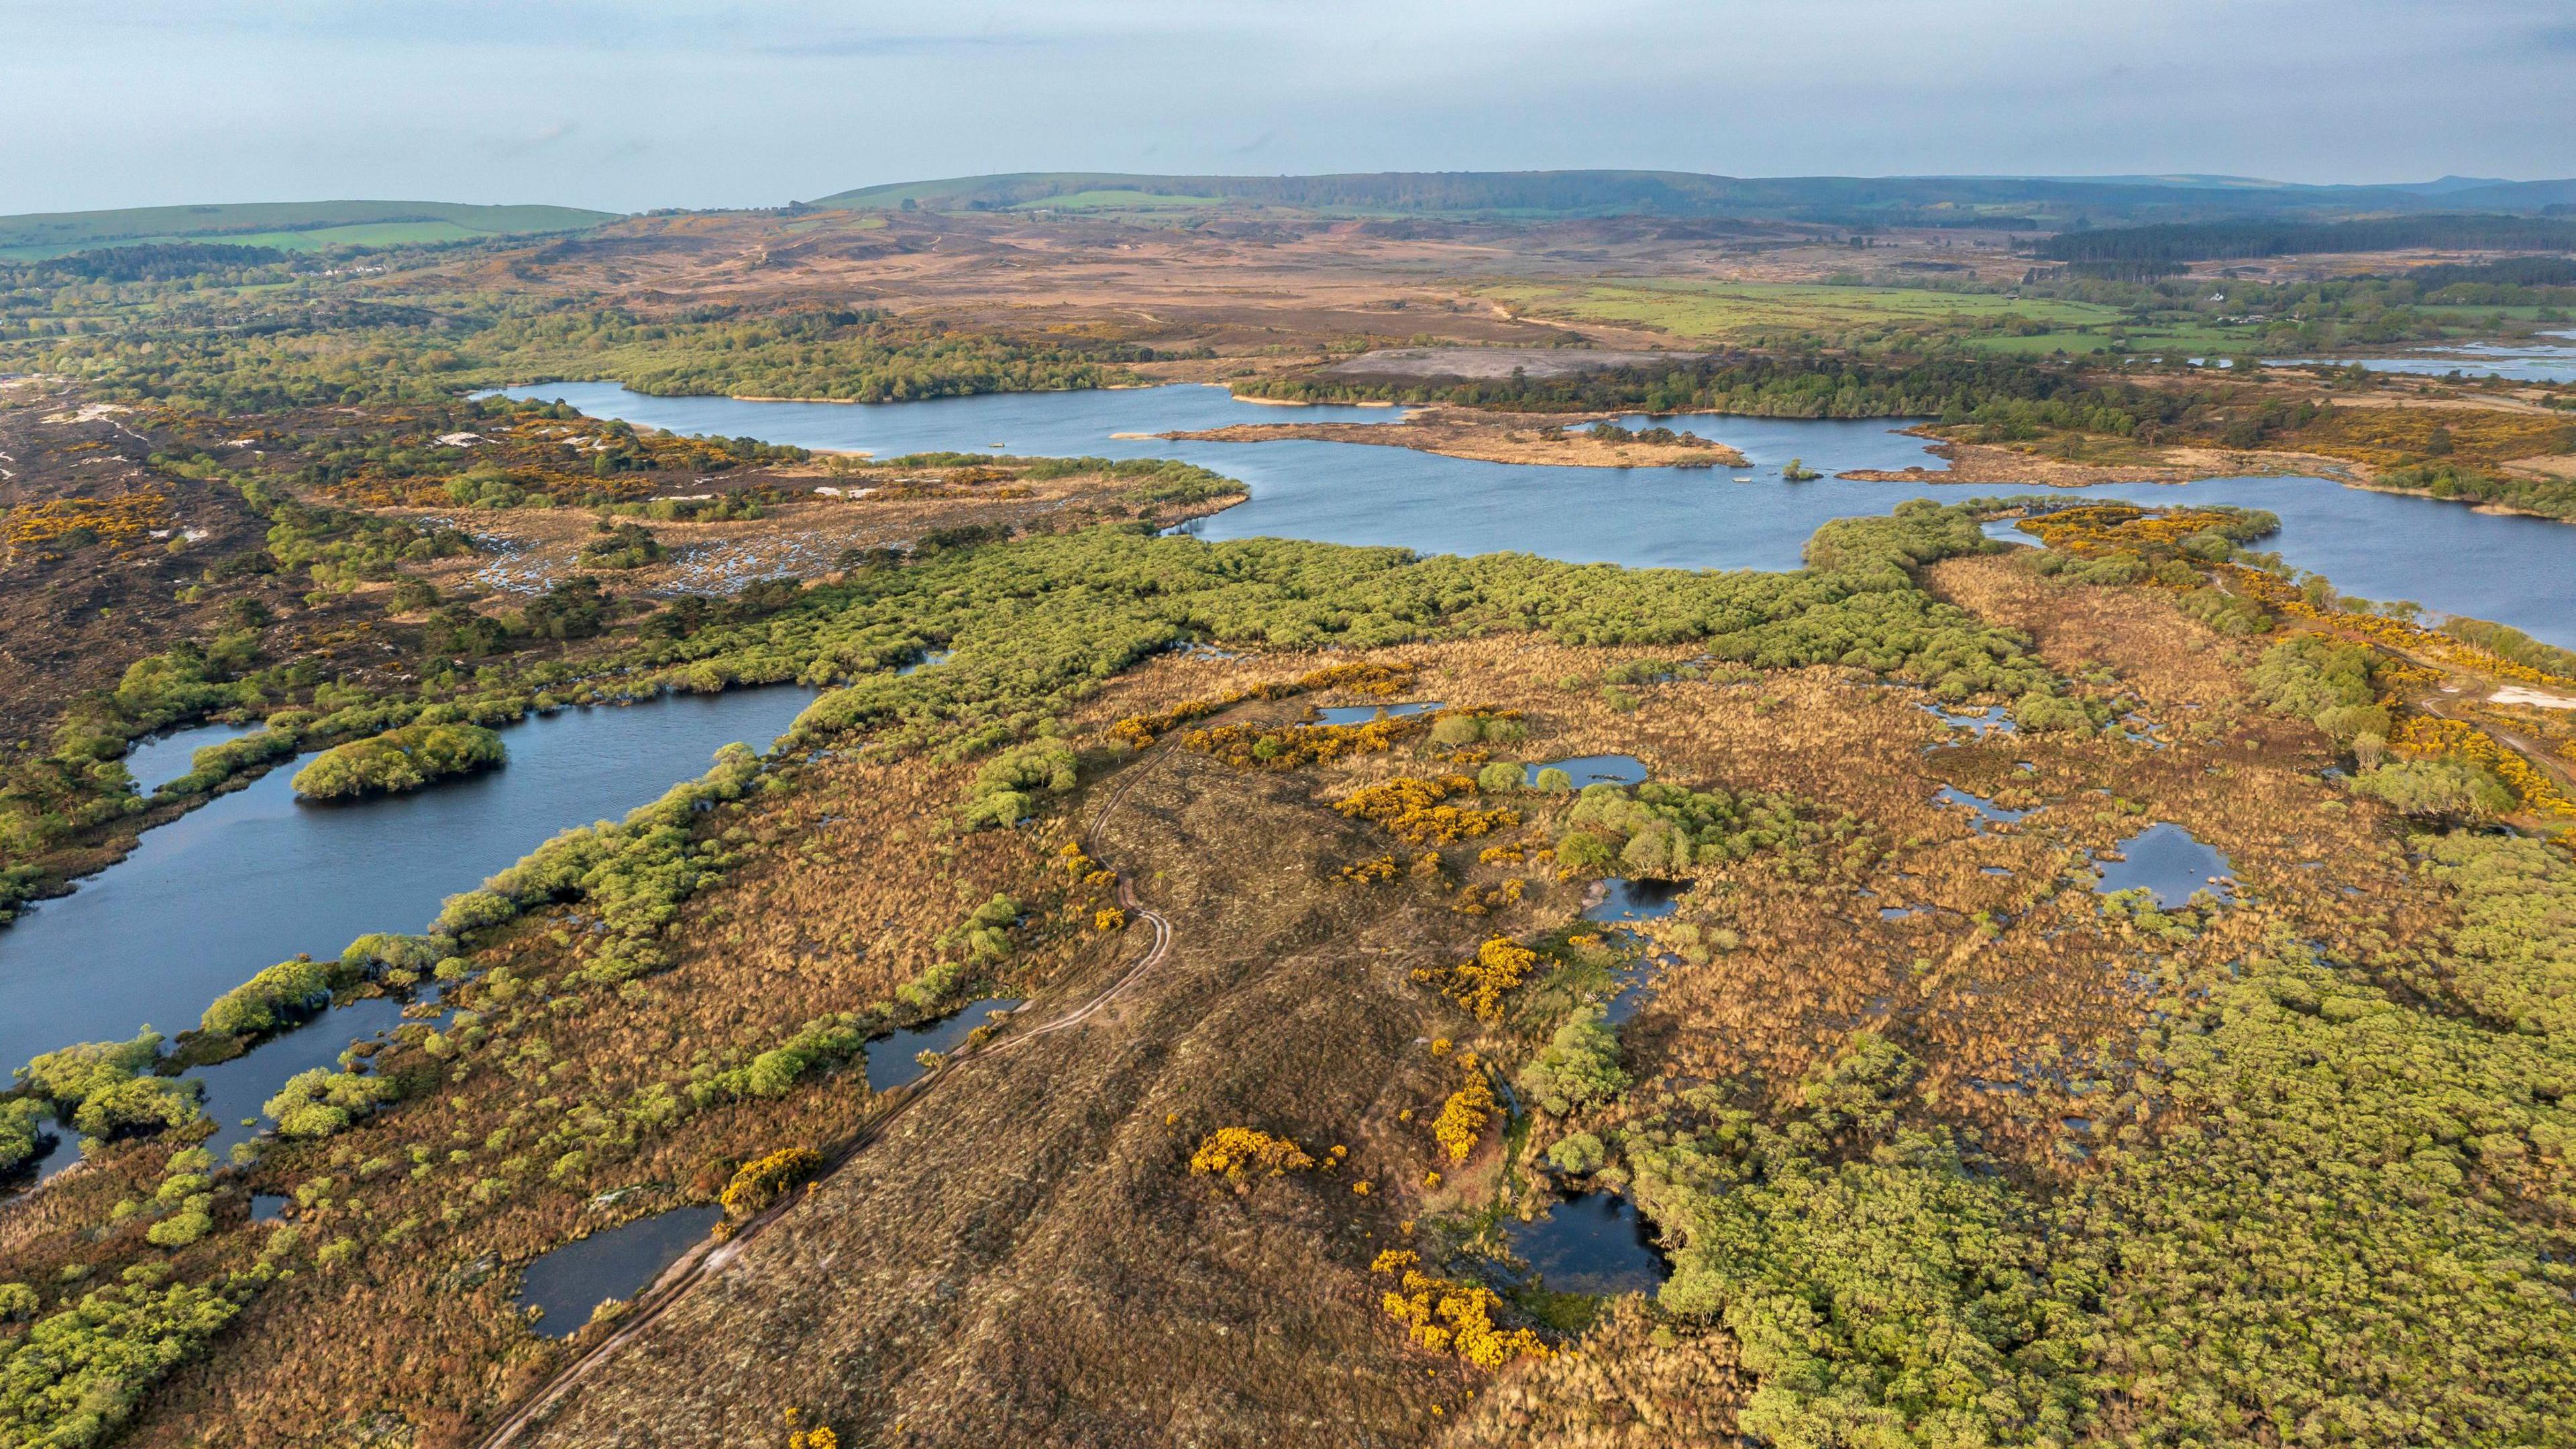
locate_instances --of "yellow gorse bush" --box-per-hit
[1,490,171,560]
[1336,854,1397,885]
[721,1146,822,1218]
[2393,716,2576,821]
[2225,564,2576,691]
[1334,775,1518,846]
[1370,1250,1548,1368]
[1415,937,1542,1020]
[1432,1059,1497,1163]
[1188,1127,1317,1179]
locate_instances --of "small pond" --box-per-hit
[515,1205,723,1338]
[1311,701,1444,726]
[1528,755,1650,788]
[863,998,1024,1093]
[1583,878,1685,924]
[122,720,262,794]
[1935,785,2036,833]
[251,1193,289,1222]
[1504,1191,1671,1296]
[189,990,427,1157]
[1922,703,2016,737]
[2094,823,2235,908]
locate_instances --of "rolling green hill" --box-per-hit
[814,170,2576,227]
[0,200,617,259]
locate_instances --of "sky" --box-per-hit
[4,0,2573,216]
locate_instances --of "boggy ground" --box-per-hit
[497,566,2461,1448]
[518,718,1498,1448]
[399,457,1247,600]
[0,379,290,745]
[24,554,2537,1449]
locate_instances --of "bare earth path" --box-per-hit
[469,753,1177,1449]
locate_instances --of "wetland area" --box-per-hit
[504,382,2576,649]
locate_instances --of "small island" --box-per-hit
[290,722,506,801]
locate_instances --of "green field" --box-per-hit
[1474,277,2286,357]
[0,199,616,259]
[1481,278,2110,338]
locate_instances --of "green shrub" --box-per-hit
[2251,635,2376,718]
[16,1034,200,1140]
[198,957,337,1037]
[960,739,1077,829]
[2354,759,2512,823]
[1546,1132,1607,1175]
[0,1099,54,1175]
[262,1069,396,1139]
[1517,1006,1630,1117]
[290,723,504,800]
[0,1276,244,1445]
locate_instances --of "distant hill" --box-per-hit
[0,200,619,258]
[2037,213,2576,267]
[813,170,2576,226]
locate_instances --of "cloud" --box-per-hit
[0,0,2567,213]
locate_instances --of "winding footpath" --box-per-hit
[470,753,1176,1449]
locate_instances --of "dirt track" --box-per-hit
[472,753,1181,1449]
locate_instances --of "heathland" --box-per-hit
[0,180,2571,1449]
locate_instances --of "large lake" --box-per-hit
[502,382,2576,649]
[0,688,812,1075]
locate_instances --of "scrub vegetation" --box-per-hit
[2,196,2574,1449]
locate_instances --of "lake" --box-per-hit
[2285,333,2576,384]
[0,688,814,1076]
[502,382,2576,650]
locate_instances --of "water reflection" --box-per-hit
[2094,823,2235,908]
[1528,755,1649,788]
[1311,702,1444,726]
[863,999,1023,1093]
[1583,878,1684,924]
[123,721,260,794]
[515,1205,722,1338]
[1504,1192,1670,1295]
[0,687,814,1077]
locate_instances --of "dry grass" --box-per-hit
[21,567,2482,1448]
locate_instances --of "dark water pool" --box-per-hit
[2094,823,2235,908]
[1584,878,1685,924]
[515,1205,723,1338]
[863,998,1024,1093]
[1504,1191,1671,1295]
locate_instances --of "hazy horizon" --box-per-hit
[5,0,2573,215]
